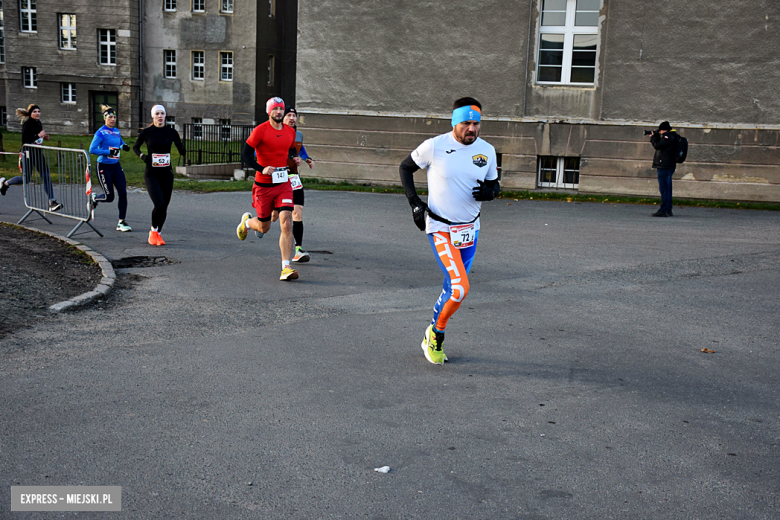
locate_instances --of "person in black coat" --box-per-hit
[0,104,62,211]
[133,104,185,246]
[650,121,679,217]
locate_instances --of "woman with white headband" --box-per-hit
[132,104,185,246]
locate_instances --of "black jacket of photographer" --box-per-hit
[650,130,679,171]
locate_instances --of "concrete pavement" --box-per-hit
[1,188,779,518]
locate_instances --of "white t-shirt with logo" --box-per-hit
[411,132,498,234]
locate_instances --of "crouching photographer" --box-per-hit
[648,121,679,217]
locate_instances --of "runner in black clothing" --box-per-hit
[132,104,185,246]
[1,104,62,211]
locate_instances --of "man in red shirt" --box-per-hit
[237,97,302,281]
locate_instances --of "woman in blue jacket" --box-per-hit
[89,105,132,231]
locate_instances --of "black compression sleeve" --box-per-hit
[242,142,263,172]
[399,154,422,205]
[133,129,146,157]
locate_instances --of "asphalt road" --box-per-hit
[1,187,779,519]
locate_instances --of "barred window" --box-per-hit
[538,156,580,189]
[192,117,202,139]
[267,54,275,86]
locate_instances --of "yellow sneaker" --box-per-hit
[280,266,299,281]
[421,325,445,365]
[237,212,251,240]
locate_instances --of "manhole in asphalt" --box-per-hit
[307,250,333,255]
[112,256,180,269]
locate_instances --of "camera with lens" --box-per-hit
[644,130,656,136]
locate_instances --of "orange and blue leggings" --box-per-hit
[428,230,479,333]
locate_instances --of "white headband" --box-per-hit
[151,104,166,118]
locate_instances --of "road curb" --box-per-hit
[17,224,116,313]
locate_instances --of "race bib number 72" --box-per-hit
[449,223,476,249]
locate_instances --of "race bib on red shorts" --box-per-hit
[251,182,294,220]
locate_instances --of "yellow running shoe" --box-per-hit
[421,325,445,365]
[280,266,299,281]
[237,212,251,240]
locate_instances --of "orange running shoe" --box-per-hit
[148,230,165,246]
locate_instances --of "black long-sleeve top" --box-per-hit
[133,125,186,168]
[21,118,44,146]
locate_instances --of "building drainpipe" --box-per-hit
[138,0,144,134]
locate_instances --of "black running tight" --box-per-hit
[144,168,174,231]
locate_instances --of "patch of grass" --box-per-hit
[3,129,778,211]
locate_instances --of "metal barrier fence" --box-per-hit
[17,144,102,238]
[182,124,254,166]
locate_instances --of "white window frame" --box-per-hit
[536,0,600,85]
[192,50,204,80]
[22,66,37,88]
[164,0,176,11]
[98,29,116,65]
[20,0,36,33]
[192,0,204,13]
[220,118,231,140]
[166,116,176,129]
[220,51,233,81]
[59,14,76,50]
[267,54,274,86]
[164,49,177,78]
[538,156,580,189]
[61,82,77,103]
[221,0,233,13]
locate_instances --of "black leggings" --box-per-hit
[144,168,174,231]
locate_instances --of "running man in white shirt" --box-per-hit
[399,97,500,365]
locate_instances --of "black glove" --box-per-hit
[472,179,495,201]
[409,195,428,232]
[122,144,131,152]
[141,153,152,165]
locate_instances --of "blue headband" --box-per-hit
[451,105,481,127]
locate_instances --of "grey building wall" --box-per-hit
[3,1,140,136]
[142,0,258,129]
[295,0,780,202]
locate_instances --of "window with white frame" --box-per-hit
[20,0,36,32]
[166,116,176,129]
[0,4,5,64]
[267,54,274,86]
[192,0,204,13]
[98,29,116,65]
[164,49,177,78]
[538,156,580,189]
[192,117,202,139]
[59,14,76,49]
[22,66,36,88]
[192,50,204,79]
[537,0,600,85]
[220,52,233,81]
[221,0,232,13]
[220,119,230,140]
[164,0,176,11]
[61,82,76,103]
